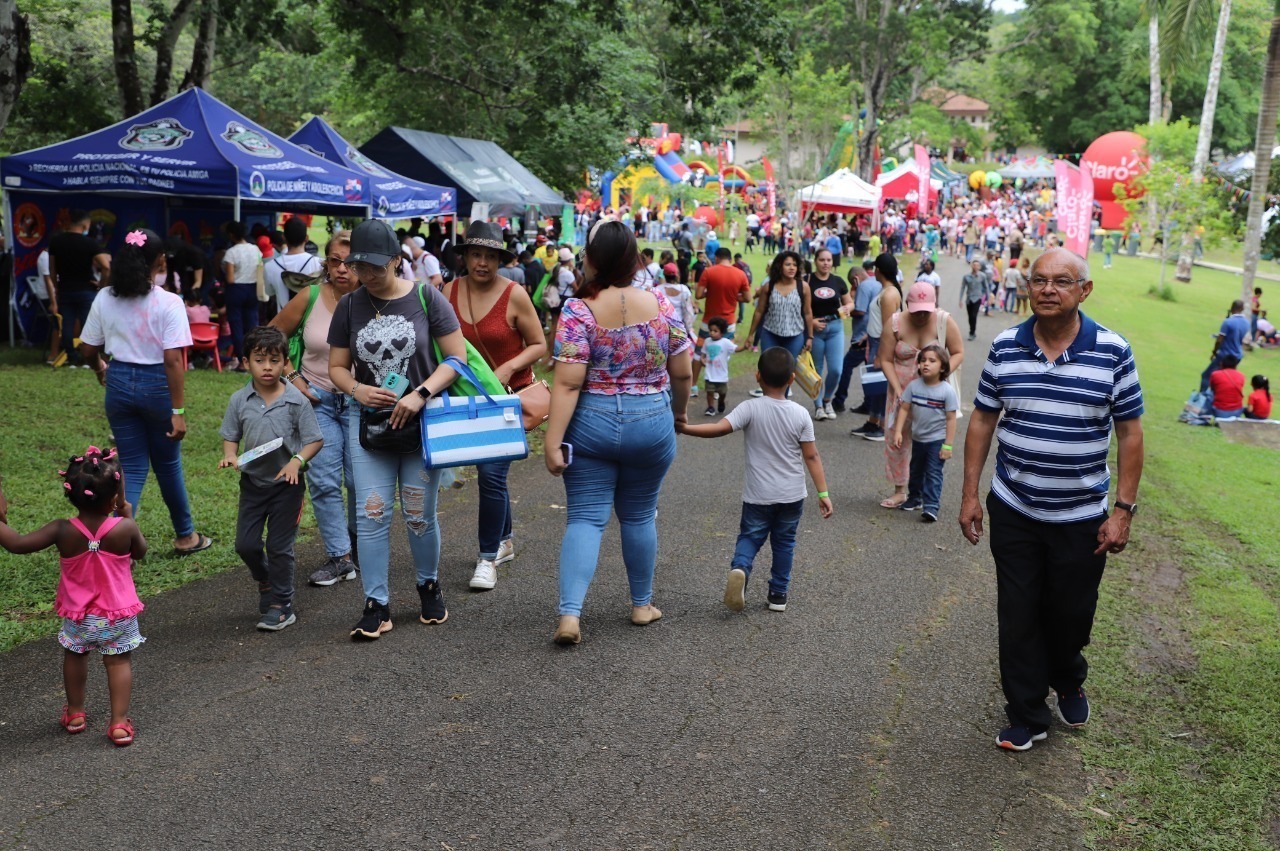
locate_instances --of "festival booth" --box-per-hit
[876,160,942,204]
[796,168,881,216]
[359,127,566,220]
[288,117,456,219]
[1,87,371,345]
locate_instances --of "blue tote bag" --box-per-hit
[421,356,529,469]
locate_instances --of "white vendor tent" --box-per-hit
[797,168,881,214]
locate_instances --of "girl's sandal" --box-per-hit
[60,705,87,734]
[880,496,907,509]
[106,718,135,747]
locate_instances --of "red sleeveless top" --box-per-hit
[449,279,533,390]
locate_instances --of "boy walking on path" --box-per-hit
[679,347,834,613]
[220,327,325,631]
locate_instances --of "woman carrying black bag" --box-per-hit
[327,220,469,640]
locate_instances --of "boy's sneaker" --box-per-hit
[718,396,726,414]
[850,402,870,415]
[1054,686,1090,727]
[921,510,938,523]
[723,568,747,612]
[309,556,357,586]
[996,724,1049,751]
[418,580,448,624]
[469,558,498,591]
[495,538,515,565]
[690,385,700,398]
[749,388,764,397]
[351,598,393,640]
[850,422,877,436]
[767,591,788,612]
[899,499,922,512]
[257,605,296,632]
[704,406,716,417]
[860,428,886,442]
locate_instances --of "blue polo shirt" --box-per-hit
[1217,313,1250,360]
[974,312,1143,523]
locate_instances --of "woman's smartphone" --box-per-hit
[382,372,411,399]
[562,443,573,466]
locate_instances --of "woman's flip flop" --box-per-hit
[107,718,135,747]
[880,496,907,509]
[60,705,87,734]
[175,533,213,555]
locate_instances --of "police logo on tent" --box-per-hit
[376,195,391,216]
[249,171,267,198]
[222,122,283,158]
[298,144,326,159]
[119,118,194,151]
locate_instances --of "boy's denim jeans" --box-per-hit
[907,438,946,513]
[104,361,195,538]
[307,385,355,559]
[557,391,676,616]
[347,409,443,606]
[732,499,805,595]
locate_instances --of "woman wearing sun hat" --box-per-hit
[444,221,547,591]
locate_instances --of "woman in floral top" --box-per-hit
[544,219,693,645]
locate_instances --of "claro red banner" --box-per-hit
[762,156,777,217]
[1054,160,1094,257]
[914,144,931,214]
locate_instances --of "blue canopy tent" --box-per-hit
[289,116,456,220]
[1,87,371,345]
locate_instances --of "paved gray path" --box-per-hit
[0,252,1089,850]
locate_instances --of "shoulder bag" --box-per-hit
[421,357,529,469]
[287,284,320,369]
[464,280,550,431]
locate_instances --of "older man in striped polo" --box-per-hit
[959,247,1145,752]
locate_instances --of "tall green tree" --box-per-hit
[0,0,31,137]
[1241,3,1280,301]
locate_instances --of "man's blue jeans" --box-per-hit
[907,438,946,514]
[307,385,355,558]
[732,499,804,595]
[103,361,195,538]
[557,391,676,616]
[347,409,444,606]
[225,283,259,359]
[833,338,868,408]
[61,288,97,364]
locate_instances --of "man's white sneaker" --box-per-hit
[495,538,515,565]
[469,558,498,591]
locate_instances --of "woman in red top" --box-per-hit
[1208,355,1246,417]
[445,222,547,591]
[1246,375,1272,419]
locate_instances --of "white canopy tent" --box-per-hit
[796,168,881,214]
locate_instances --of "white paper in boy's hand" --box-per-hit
[238,437,283,467]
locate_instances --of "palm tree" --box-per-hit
[1162,0,1234,281]
[1241,7,1280,303]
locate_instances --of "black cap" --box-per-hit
[348,219,399,265]
[873,252,898,282]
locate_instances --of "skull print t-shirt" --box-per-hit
[328,283,461,390]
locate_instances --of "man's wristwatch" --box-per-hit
[1114,500,1138,516]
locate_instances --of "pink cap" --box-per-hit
[906,281,937,313]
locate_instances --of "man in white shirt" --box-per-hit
[406,235,444,288]
[262,217,322,317]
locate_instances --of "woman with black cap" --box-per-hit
[444,221,546,591]
[327,219,469,640]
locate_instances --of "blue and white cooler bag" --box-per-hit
[421,357,530,469]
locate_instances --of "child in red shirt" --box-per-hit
[1245,375,1272,420]
[1208,355,1246,417]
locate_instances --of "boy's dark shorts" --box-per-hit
[706,381,728,396]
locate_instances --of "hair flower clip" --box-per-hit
[125,231,147,248]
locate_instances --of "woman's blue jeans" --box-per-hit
[348,409,443,605]
[558,391,677,616]
[103,361,195,538]
[809,320,845,403]
[225,283,259,359]
[308,385,355,558]
[476,460,514,559]
[759,328,805,359]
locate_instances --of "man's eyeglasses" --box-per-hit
[1028,276,1086,291]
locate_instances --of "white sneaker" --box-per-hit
[495,538,515,565]
[690,386,700,398]
[813,406,828,421]
[749,388,764,397]
[824,401,837,419]
[469,558,497,591]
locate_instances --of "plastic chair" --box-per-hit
[188,322,222,372]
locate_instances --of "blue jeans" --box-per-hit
[732,499,804,595]
[61,288,98,364]
[307,385,355,558]
[1212,407,1244,419]
[810,319,845,403]
[557,391,677,616]
[347,409,444,605]
[103,361,195,537]
[1200,354,1227,393]
[908,438,946,513]
[225,283,259,359]
[476,460,513,559]
[759,327,805,358]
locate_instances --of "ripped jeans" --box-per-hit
[348,410,444,606]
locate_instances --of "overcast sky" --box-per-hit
[991,0,1025,12]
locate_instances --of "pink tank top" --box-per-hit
[55,517,144,623]
[300,288,337,391]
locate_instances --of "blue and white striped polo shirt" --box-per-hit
[974,312,1143,523]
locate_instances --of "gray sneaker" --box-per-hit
[310,556,357,587]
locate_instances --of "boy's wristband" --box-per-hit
[942,444,953,451]
[291,454,308,471]
[171,407,185,415]
[817,491,829,498]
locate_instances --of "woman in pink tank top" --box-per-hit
[445,221,547,591]
[0,447,148,746]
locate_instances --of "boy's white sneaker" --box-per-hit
[723,568,747,612]
[469,558,497,591]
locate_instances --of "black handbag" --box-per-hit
[358,407,422,454]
